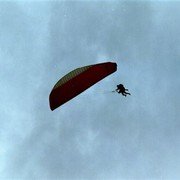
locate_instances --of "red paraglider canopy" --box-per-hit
[49,62,117,110]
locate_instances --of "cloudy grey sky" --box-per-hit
[0,1,180,179]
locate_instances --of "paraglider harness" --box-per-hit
[116,84,131,96]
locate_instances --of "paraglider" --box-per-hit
[116,84,131,96]
[49,62,117,110]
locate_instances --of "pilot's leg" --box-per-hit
[125,92,131,95]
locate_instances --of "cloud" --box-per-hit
[0,1,180,179]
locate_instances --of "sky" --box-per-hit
[0,1,180,179]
